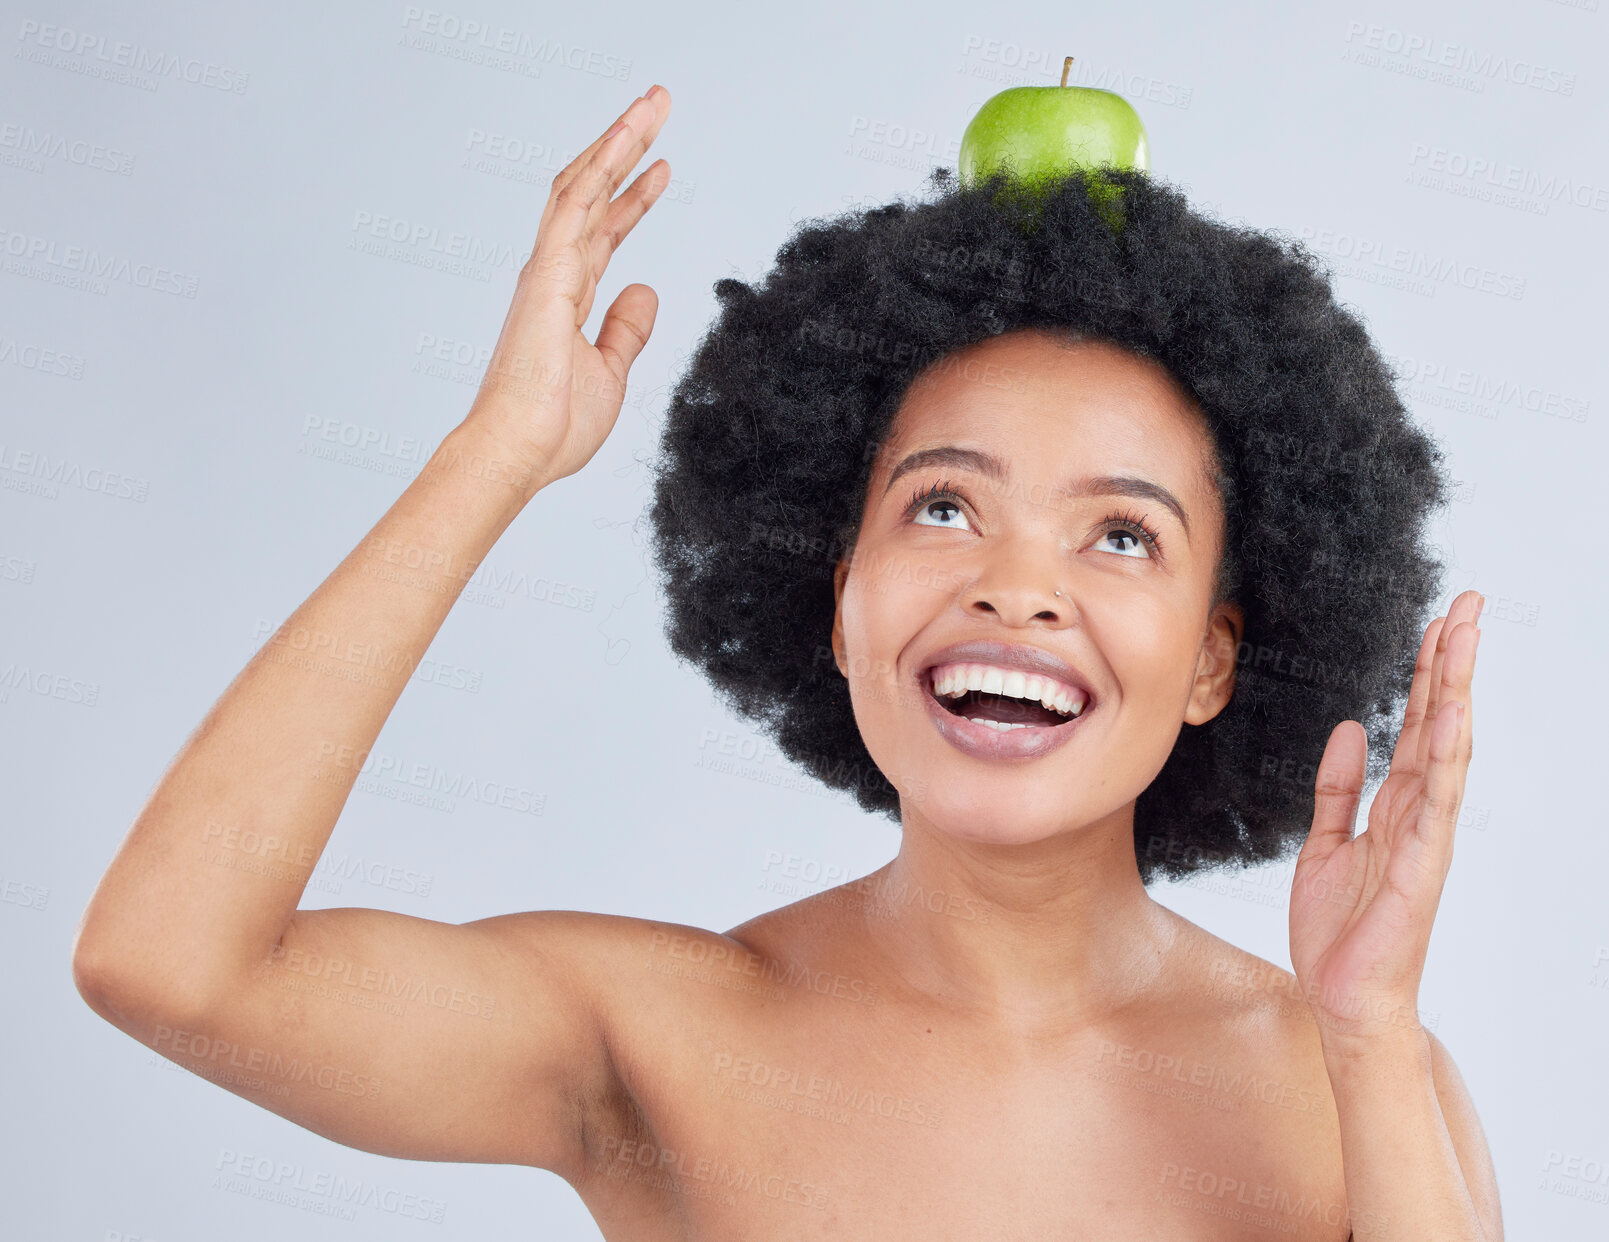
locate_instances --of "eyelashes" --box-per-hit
[904,479,969,525]
[1102,506,1166,556]
[902,478,1166,557]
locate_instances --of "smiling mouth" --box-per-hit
[926,671,1088,732]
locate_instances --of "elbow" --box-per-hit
[69,924,150,1024]
[70,929,213,1034]
[70,892,142,1018]
[71,933,130,1023]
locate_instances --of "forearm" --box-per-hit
[73,417,539,1006]
[1323,1029,1488,1242]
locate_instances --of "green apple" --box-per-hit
[958,57,1149,230]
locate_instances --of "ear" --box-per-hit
[1185,600,1242,725]
[830,557,851,678]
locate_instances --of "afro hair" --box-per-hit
[646,163,1453,886]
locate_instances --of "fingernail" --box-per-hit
[646,84,662,100]
[1476,593,1486,616]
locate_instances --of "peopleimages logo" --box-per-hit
[1383,351,1590,424]
[1342,22,1576,94]
[14,20,250,93]
[0,225,199,297]
[1407,144,1608,213]
[0,122,135,174]
[956,36,1194,108]
[348,209,528,275]
[213,1148,446,1221]
[1296,226,1525,301]
[398,7,631,80]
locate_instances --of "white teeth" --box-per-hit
[975,719,1029,731]
[929,661,1089,718]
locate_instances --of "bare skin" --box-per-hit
[70,86,1500,1240]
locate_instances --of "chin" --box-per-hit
[896,758,1091,846]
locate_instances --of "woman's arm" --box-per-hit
[1290,592,1501,1238]
[1323,1026,1503,1241]
[69,86,676,1177]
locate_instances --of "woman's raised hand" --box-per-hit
[1288,589,1483,1052]
[467,86,673,493]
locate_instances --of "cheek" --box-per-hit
[839,570,939,721]
[1094,607,1200,707]
[842,554,947,661]
[839,574,895,690]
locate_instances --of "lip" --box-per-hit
[915,639,1097,762]
[918,639,1097,704]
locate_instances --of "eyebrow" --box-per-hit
[882,445,1192,542]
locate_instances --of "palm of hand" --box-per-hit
[1289,590,1482,1044]
[469,88,673,490]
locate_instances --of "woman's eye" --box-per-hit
[1099,528,1152,559]
[913,499,972,531]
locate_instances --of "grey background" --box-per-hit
[3,0,1606,1237]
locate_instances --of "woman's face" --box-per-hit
[830,328,1243,846]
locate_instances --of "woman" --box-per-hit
[71,85,1500,1239]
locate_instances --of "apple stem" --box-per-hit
[1061,56,1074,88]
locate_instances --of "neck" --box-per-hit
[858,800,1178,1033]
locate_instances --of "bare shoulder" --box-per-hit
[488,907,783,1027]
[1160,907,1315,1025]
[1422,1028,1505,1240]
[495,898,862,1047]
[485,910,775,1173]
[1151,908,1335,1087]
[530,899,874,1208]
[490,906,760,965]
[1158,909,1502,1239]
[724,882,856,956]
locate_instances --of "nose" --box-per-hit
[961,540,1075,628]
